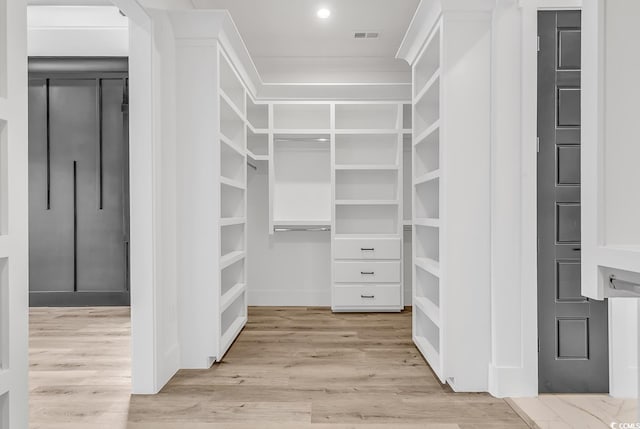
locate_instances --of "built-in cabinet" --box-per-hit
[264,102,408,311]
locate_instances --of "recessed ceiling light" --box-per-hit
[317,8,331,19]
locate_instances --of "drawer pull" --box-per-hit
[360,247,375,251]
[360,271,375,275]
[361,294,375,299]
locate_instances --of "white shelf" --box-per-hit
[220,217,246,227]
[0,97,8,121]
[273,219,330,227]
[414,70,441,105]
[415,256,440,277]
[247,123,269,135]
[220,250,245,270]
[413,335,442,381]
[272,129,330,135]
[414,296,441,328]
[220,176,246,191]
[414,120,440,146]
[415,170,441,186]
[334,129,400,135]
[220,90,245,122]
[220,315,247,359]
[220,134,244,157]
[414,218,440,228]
[335,200,399,206]
[335,164,398,171]
[220,282,246,312]
[247,150,268,162]
[334,233,400,239]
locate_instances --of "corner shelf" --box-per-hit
[335,200,399,206]
[335,164,399,171]
[415,256,440,278]
[220,250,246,270]
[220,217,246,227]
[220,282,246,312]
[220,176,246,191]
[220,90,245,122]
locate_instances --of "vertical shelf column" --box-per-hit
[412,21,443,381]
[218,47,248,360]
[332,103,404,312]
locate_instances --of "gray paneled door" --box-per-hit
[537,11,608,392]
[28,58,130,306]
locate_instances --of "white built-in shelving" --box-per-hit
[217,49,248,360]
[411,13,492,391]
[332,103,405,312]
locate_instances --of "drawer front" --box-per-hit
[334,238,401,260]
[334,261,401,283]
[333,284,402,308]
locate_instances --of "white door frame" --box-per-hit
[108,0,160,394]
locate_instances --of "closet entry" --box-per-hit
[28,58,130,306]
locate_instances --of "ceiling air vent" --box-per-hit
[353,32,379,39]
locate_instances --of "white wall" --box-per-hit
[27,6,128,57]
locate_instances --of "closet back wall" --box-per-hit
[248,162,332,306]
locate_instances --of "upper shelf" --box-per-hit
[414,25,441,98]
[335,104,399,130]
[219,53,245,116]
[246,95,268,130]
[273,104,330,130]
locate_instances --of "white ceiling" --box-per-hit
[192,0,420,84]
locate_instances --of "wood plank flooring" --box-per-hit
[29,306,528,428]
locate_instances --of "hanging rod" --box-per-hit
[274,226,331,232]
[247,161,257,170]
[609,275,640,292]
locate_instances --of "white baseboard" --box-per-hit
[247,289,331,307]
[488,364,538,398]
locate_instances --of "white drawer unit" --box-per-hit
[334,237,401,260]
[333,284,402,310]
[334,261,401,283]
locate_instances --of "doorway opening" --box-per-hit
[28,56,130,306]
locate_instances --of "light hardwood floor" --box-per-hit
[29,307,528,428]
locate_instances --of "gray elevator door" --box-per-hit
[29,58,130,306]
[537,11,608,392]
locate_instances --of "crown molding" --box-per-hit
[396,0,496,66]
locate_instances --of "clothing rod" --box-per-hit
[273,226,331,232]
[247,161,257,170]
[609,275,640,292]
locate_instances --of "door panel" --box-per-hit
[76,79,127,292]
[537,11,608,393]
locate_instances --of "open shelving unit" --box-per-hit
[332,103,405,312]
[410,14,492,391]
[217,49,247,360]
[412,23,443,377]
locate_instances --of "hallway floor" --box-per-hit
[29,306,528,428]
